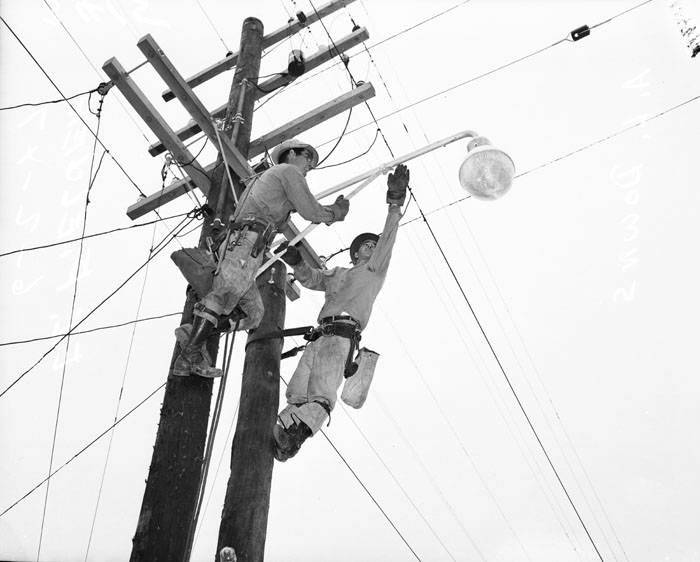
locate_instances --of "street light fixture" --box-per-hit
[458,136,515,200]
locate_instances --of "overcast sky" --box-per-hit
[1,0,699,561]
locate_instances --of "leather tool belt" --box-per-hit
[229,215,276,258]
[307,316,362,378]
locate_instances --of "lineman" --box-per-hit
[272,164,410,461]
[172,138,350,378]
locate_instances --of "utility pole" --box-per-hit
[124,16,264,561]
[217,264,286,561]
[102,2,370,559]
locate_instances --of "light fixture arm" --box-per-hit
[313,129,479,201]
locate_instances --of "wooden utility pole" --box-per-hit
[126,17,263,562]
[101,2,371,559]
[217,264,286,561]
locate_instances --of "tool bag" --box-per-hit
[341,348,379,409]
[171,247,216,299]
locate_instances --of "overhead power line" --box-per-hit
[37,91,106,560]
[0,381,166,518]
[0,86,98,111]
[282,0,472,93]
[0,312,181,347]
[317,0,659,150]
[311,0,617,557]
[0,215,195,400]
[194,0,231,53]
[399,92,700,227]
[0,211,195,259]
[0,16,148,199]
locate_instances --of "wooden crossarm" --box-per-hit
[161,0,358,102]
[137,35,254,183]
[148,27,369,157]
[102,57,212,195]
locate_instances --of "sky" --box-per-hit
[1,0,699,561]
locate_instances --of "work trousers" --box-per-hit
[197,230,264,331]
[279,334,351,434]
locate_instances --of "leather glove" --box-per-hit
[327,195,350,223]
[386,164,409,206]
[280,244,302,267]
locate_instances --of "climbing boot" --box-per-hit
[172,316,222,378]
[272,420,312,462]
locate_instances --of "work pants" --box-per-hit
[279,334,351,434]
[197,230,264,331]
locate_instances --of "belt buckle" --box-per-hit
[320,323,333,337]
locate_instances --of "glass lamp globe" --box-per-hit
[458,137,515,201]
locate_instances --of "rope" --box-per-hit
[183,325,239,561]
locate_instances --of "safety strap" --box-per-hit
[245,325,315,348]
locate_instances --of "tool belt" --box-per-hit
[307,316,362,378]
[228,215,276,258]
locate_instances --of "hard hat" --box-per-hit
[350,232,379,264]
[270,138,319,168]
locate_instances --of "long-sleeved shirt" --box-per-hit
[293,205,401,330]
[234,163,335,229]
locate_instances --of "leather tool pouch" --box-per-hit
[341,348,379,408]
[171,248,216,299]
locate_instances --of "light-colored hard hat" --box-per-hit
[270,138,319,168]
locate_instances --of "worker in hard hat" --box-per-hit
[272,164,410,460]
[172,138,350,379]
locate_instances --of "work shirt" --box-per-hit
[235,163,335,229]
[293,205,401,331]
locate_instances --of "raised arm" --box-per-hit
[367,164,409,273]
[367,205,401,273]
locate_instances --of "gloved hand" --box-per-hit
[281,244,302,267]
[386,164,409,206]
[327,195,350,223]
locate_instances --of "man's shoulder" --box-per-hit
[268,163,303,179]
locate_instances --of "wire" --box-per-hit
[399,92,700,227]
[0,312,181,347]
[317,0,659,150]
[0,16,148,199]
[184,327,238,560]
[337,405,458,561]
[589,0,656,31]
[39,0,152,144]
[0,211,194,259]
[83,215,161,560]
[317,128,380,170]
[0,86,98,111]
[0,381,167,518]
[0,215,195,400]
[413,189,606,561]
[318,428,421,560]
[37,95,105,560]
[178,136,209,166]
[312,1,604,556]
[363,0,471,53]
[316,107,353,167]
[277,375,421,561]
[194,0,231,53]
[276,0,473,94]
